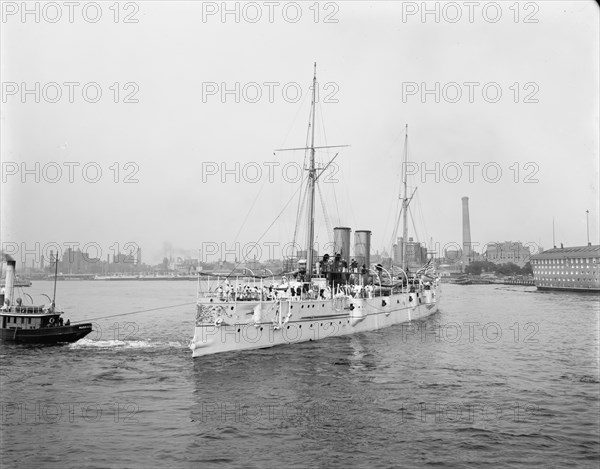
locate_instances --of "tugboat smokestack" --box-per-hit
[4,256,16,307]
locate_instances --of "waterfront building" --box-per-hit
[393,237,427,270]
[485,242,531,268]
[530,244,599,292]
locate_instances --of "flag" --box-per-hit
[415,258,435,278]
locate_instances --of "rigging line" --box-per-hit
[302,76,315,167]
[384,150,405,252]
[317,98,343,227]
[292,175,309,251]
[331,178,341,227]
[390,205,404,254]
[292,169,307,244]
[317,98,330,154]
[233,155,278,244]
[72,302,197,324]
[316,181,333,240]
[415,194,429,248]
[409,207,421,245]
[294,82,315,245]
[290,89,320,253]
[216,182,306,287]
[389,180,406,251]
[279,88,310,150]
[307,76,317,147]
[382,195,398,252]
[326,153,341,226]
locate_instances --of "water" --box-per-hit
[1,281,599,468]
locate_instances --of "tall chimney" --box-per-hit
[333,227,352,264]
[4,255,16,307]
[462,197,472,264]
[354,230,372,271]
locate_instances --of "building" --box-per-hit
[393,237,428,270]
[440,247,462,273]
[485,242,531,268]
[530,244,599,292]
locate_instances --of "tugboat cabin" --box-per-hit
[1,305,65,331]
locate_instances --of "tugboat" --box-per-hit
[189,64,441,357]
[0,255,92,344]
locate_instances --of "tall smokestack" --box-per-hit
[333,227,352,264]
[3,255,16,307]
[462,197,472,264]
[354,230,372,271]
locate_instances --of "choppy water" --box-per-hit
[1,281,599,468]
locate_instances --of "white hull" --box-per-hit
[190,287,440,357]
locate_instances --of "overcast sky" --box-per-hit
[1,1,598,265]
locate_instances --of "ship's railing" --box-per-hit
[200,291,267,302]
[0,305,55,314]
[196,274,436,304]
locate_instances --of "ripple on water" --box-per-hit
[1,283,598,468]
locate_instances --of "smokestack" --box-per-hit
[3,255,16,307]
[354,230,372,271]
[334,227,352,264]
[462,197,472,264]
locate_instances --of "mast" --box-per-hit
[52,251,58,310]
[586,210,590,245]
[305,62,317,280]
[401,124,409,272]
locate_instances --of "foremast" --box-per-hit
[305,62,318,281]
[401,124,409,273]
[275,63,348,280]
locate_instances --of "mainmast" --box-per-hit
[401,124,409,272]
[305,62,318,280]
[51,251,58,311]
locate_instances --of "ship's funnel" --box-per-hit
[3,255,16,307]
[354,230,372,271]
[333,227,352,264]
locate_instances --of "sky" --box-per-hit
[1,0,598,265]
